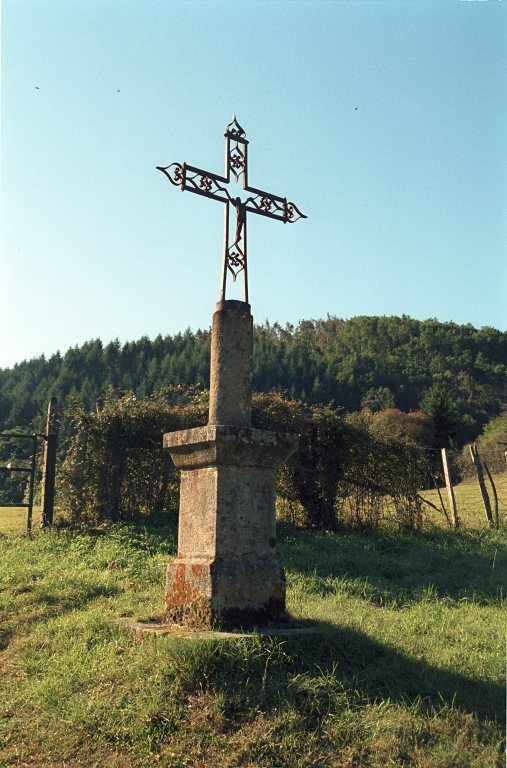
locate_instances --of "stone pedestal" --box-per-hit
[164,425,297,626]
[163,300,298,627]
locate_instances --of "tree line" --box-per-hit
[1,314,506,448]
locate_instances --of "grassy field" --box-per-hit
[0,507,30,536]
[0,506,505,768]
[420,473,507,530]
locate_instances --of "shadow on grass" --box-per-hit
[278,526,506,604]
[314,622,503,723]
[156,622,504,727]
[1,580,125,646]
[0,625,14,651]
[32,583,124,610]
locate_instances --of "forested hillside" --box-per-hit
[1,315,506,445]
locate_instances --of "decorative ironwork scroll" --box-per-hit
[157,115,306,303]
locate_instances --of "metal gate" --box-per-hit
[0,432,40,534]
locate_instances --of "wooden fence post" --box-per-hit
[483,462,499,528]
[40,397,57,528]
[71,429,87,518]
[469,443,493,527]
[441,447,459,529]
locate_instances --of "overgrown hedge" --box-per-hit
[58,388,435,531]
[58,387,207,522]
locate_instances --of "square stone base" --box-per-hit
[165,556,286,628]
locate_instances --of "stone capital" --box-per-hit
[164,425,298,470]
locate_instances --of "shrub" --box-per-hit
[339,410,428,531]
[252,392,353,531]
[253,395,429,531]
[58,386,207,522]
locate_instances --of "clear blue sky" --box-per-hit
[1,0,506,369]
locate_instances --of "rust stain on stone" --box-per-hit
[166,562,200,607]
[246,582,258,600]
[165,596,213,628]
[191,563,204,577]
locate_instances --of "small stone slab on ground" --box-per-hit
[112,617,319,639]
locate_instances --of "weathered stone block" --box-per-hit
[164,426,297,626]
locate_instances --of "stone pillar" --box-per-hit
[163,300,298,628]
[209,299,253,428]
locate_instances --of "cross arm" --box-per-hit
[242,186,307,224]
[156,162,230,205]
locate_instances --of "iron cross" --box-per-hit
[157,116,306,304]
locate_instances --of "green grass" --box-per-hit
[0,517,505,767]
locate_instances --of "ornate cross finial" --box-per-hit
[157,116,306,304]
